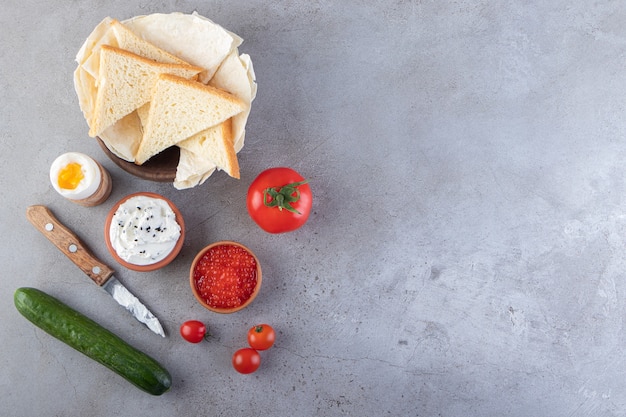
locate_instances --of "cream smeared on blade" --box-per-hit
[103,277,165,337]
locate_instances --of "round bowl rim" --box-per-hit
[96,138,178,182]
[104,191,185,272]
[189,240,262,314]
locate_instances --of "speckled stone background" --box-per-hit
[2,1,626,416]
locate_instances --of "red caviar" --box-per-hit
[193,244,258,309]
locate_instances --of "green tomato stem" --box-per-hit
[263,180,309,214]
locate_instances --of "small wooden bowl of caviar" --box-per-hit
[189,241,262,313]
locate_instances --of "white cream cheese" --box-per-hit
[49,152,101,200]
[109,195,181,265]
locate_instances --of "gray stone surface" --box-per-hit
[2,1,626,416]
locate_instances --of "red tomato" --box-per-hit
[232,348,261,374]
[247,167,312,233]
[247,324,276,350]
[180,320,206,343]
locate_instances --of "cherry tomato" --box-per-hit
[247,324,276,350]
[232,348,261,374]
[247,167,312,233]
[180,320,206,343]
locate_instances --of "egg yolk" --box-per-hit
[57,162,85,190]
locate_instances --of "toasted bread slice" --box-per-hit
[135,73,245,165]
[76,19,193,139]
[81,19,190,82]
[110,19,189,65]
[88,45,203,137]
[178,118,239,179]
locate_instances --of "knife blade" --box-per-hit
[26,205,165,337]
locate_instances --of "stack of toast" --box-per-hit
[74,13,257,188]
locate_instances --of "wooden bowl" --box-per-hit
[105,192,185,272]
[97,138,178,182]
[189,241,262,313]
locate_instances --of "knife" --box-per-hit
[26,205,165,337]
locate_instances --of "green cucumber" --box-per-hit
[14,287,171,395]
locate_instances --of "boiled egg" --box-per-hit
[50,152,101,200]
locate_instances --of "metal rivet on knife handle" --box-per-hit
[25,205,115,286]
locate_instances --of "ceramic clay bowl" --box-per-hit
[190,241,262,313]
[96,138,179,182]
[105,192,185,272]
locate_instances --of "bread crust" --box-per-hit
[135,73,245,165]
[109,19,189,66]
[89,46,203,138]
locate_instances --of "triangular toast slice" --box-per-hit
[135,73,245,165]
[82,19,189,79]
[110,19,189,65]
[178,118,239,179]
[88,45,203,137]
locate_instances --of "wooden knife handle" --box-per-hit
[26,205,114,286]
